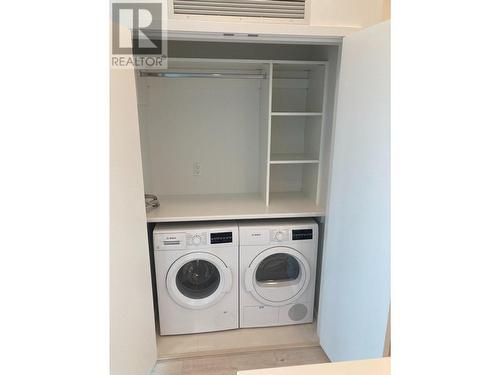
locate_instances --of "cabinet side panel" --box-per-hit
[110,26,157,374]
[136,75,153,194]
[317,46,339,207]
[318,21,390,362]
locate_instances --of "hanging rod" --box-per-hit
[140,71,266,79]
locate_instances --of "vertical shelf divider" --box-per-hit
[260,63,273,207]
[266,63,273,206]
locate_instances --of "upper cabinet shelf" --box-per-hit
[270,153,320,164]
[271,112,323,116]
[145,193,324,223]
[136,57,331,222]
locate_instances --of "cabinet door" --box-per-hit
[317,21,390,361]
[110,27,157,375]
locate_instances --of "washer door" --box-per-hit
[166,252,232,310]
[245,246,310,306]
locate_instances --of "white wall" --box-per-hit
[138,77,261,196]
[309,0,385,28]
[166,0,386,38]
[110,26,157,374]
[318,21,390,361]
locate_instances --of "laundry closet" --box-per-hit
[110,16,390,374]
[136,39,340,358]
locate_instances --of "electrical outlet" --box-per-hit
[193,161,201,176]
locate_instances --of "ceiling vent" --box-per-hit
[173,0,306,19]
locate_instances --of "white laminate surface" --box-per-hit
[270,153,320,164]
[271,112,323,116]
[146,193,324,222]
[237,357,390,375]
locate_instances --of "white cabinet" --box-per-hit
[112,19,390,368]
[137,50,335,222]
[318,21,390,361]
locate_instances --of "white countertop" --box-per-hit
[146,192,325,222]
[237,357,390,375]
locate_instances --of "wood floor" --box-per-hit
[152,346,330,375]
[156,323,319,359]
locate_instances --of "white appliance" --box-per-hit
[239,218,318,328]
[153,222,239,335]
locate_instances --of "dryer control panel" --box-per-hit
[292,229,313,241]
[239,219,317,246]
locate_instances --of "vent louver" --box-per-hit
[173,0,306,19]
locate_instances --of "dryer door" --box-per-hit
[166,252,232,310]
[245,246,310,306]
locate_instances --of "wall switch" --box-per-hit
[193,161,201,176]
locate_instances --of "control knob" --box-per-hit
[192,235,202,245]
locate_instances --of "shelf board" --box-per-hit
[271,112,323,117]
[146,193,324,223]
[270,153,319,164]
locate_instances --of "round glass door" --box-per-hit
[255,253,300,284]
[167,252,231,310]
[176,259,221,299]
[245,247,310,307]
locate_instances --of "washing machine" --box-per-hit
[239,218,318,328]
[153,222,238,335]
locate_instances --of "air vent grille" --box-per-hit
[173,0,306,19]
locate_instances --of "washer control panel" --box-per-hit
[271,229,290,243]
[155,233,186,250]
[154,222,237,251]
[210,231,233,244]
[187,233,208,246]
[155,231,235,249]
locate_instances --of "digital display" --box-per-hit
[292,229,313,241]
[210,232,233,244]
